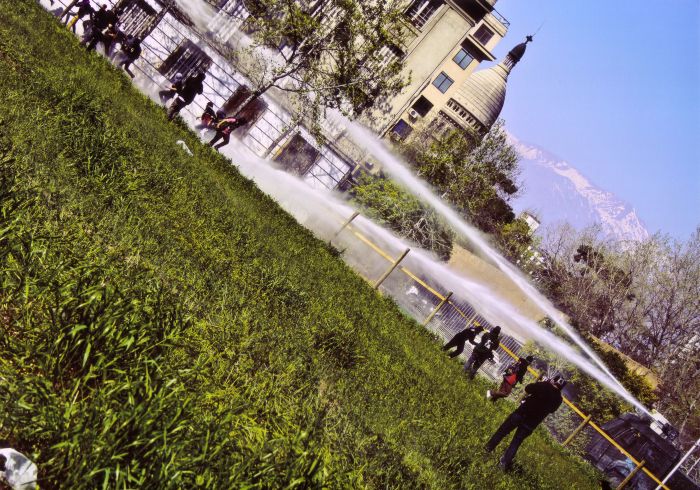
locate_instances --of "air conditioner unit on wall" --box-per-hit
[408,108,419,120]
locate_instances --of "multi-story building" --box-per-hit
[75,0,529,190]
[363,0,511,140]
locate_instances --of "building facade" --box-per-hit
[367,0,510,140]
[70,0,525,191]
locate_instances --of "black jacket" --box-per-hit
[179,76,204,103]
[122,39,142,59]
[93,9,118,30]
[451,326,482,345]
[473,333,499,358]
[514,381,562,428]
[513,358,531,383]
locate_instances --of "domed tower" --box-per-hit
[446,36,532,136]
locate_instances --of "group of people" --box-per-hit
[61,3,143,79]
[443,324,566,471]
[61,3,246,149]
[159,78,247,149]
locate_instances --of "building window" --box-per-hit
[159,39,213,81]
[372,44,404,71]
[405,0,444,30]
[116,0,158,39]
[446,98,486,133]
[453,47,474,70]
[411,95,433,117]
[473,24,494,46]
[432,72,453,93]
[391,119,413,140]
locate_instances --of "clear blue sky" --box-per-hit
[493,0,700,241]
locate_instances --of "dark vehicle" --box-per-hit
[587,413,698,489]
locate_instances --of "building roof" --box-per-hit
[453,65,508,130]
[452,36,532,130]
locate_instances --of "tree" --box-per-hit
[498,217,539,266]
[216,0,409,134]
[401,120,521,236]
[536,225,700,448]
[399,120,528,260]
[535,224,639,338]
[351,174,454,260]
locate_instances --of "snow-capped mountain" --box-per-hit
[508,135,650,243]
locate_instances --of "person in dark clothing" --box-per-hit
[63,0,93,32]
[167,72,206,120]
[209,116,247,150]
[464,326,500,379]
[116,36,142,78]
[86,22,119,55]
[85,5,119,55]
[485,375,566,470]
[442,323,484,358]
[92,4,118,31]
[487,355,534,401]
[195,102,217,129]
[159,73,184,104]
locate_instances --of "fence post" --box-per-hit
[423,292,453,326]
[373,248,410,290]
[332,211,360,240]
[262,125,296,158]
[563,415,592,446]
[616,459,646,490]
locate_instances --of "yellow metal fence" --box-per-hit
[336,219,670,490]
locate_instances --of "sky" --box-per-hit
[491,0,700,241]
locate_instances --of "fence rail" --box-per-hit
[336,219,670,490]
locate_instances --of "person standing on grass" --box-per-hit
[487,355,534,401]
[485,375,566,471]
[84,5,119,55]
[167,72,206,120]
[442,323,484,358]
[209,116,247,150]
[463,326,500,379]
[116,35,142,78]
[86,22,118,55]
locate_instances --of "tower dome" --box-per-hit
[451,36,532,132]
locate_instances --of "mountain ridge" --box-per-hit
[508,135,650,243]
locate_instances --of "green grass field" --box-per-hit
[0,2,601,488]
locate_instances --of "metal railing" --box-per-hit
[490,8,509,28]
[331,214,671,490]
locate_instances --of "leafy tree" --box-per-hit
[536,225,700,449]
[351,174,454,260]
[498,217,540,266]
[352,120,528,262]
[215,0,409,133]
[401,120,521,236]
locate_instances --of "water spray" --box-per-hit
[45,0,649,414]
[335,116,643,405]
[158,0,650,413]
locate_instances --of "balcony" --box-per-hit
[451,0,509,27]
[405,0,445,30]
[490,8,509,27]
